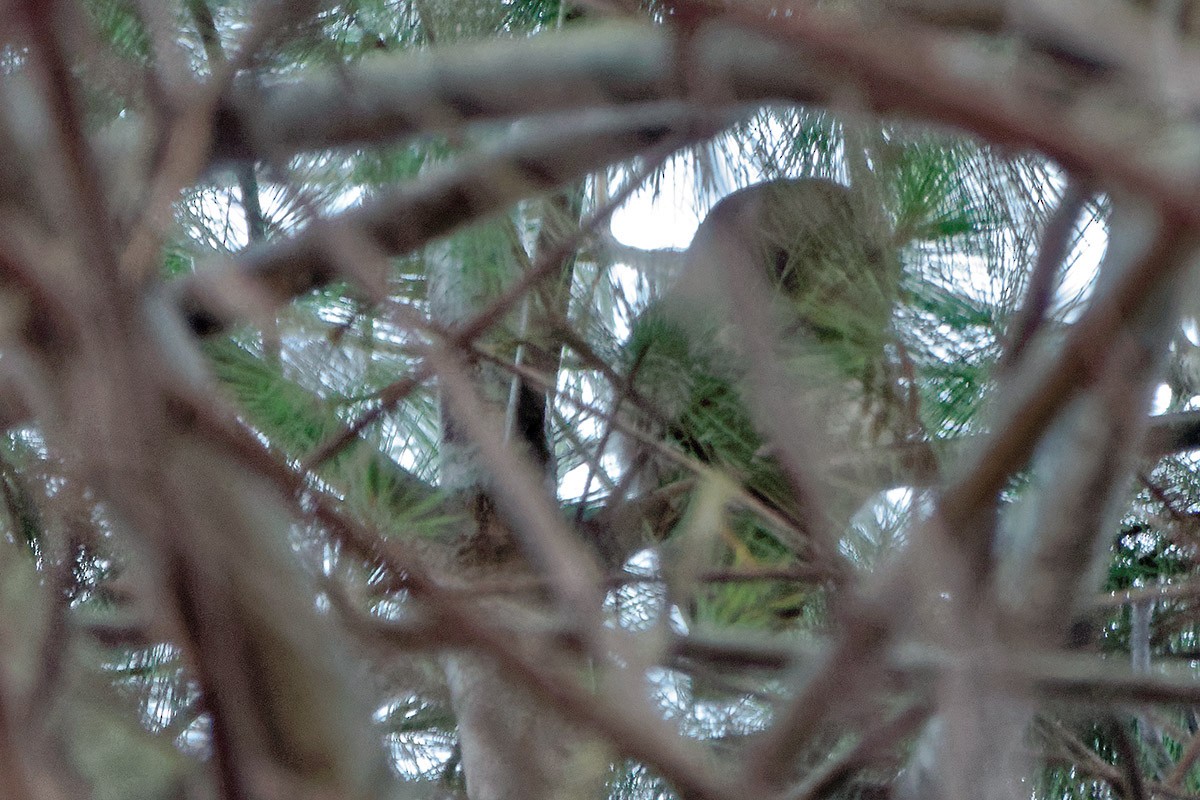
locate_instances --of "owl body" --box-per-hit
[623,177,904,494]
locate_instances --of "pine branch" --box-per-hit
[175,102,726,335]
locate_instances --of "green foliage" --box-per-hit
[160,246,195,280]
[501,0,577,29]
[1105,522,1192,593]
[0,439,46,558]
[626,307,759,474]
[205,336,453,535]
[348,145,436,189]
[85,0,152,64]
[886,139,1007,245]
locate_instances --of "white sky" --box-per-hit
[610,160,707,250]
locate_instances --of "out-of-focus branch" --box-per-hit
[595,231,688,273]
[184,389,741,800]
[939,226,1197,530]
[174,103,727,335]
[187,0,269,246]
[342,606,1200,715]
[1001,181,1093,370]
[880,0,1200,96]
[207,22,822,163]
[208,8,1200,167]
[429,343,605,634]
[676,633,1200,707]
[827,408,1200,491]
[162,5,1200,360]
[172,5,1200,347]
[1142,410,1200,458]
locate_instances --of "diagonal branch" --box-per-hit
[176,8,1200,351]
[174,102,727,335]
[207,21,820,163]
[209,10,1200,169]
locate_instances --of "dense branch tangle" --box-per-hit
[0,4,1199,800]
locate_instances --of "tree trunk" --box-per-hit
[426,209,606,800]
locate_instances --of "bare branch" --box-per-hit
[175,103,727,335]
[209,21,821,163]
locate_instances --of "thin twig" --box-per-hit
[1002,180,1093,369]
[298,144,682,472]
